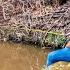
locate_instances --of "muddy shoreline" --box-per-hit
[0,41,51,70]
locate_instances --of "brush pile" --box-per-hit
[0,0,70,48]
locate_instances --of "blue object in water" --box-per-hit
[46,47,70,66]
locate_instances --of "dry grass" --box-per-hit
[42,61,70,70]
[49,61,70,70]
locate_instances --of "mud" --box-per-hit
[0,41,51,70]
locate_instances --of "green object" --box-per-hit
[45,31,66,47]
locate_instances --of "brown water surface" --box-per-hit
[0,42,51,70]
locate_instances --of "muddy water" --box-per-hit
[0,41,51,70]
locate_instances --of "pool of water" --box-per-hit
[0,41,51,70]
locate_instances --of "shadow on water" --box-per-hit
[0,41,51,70]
